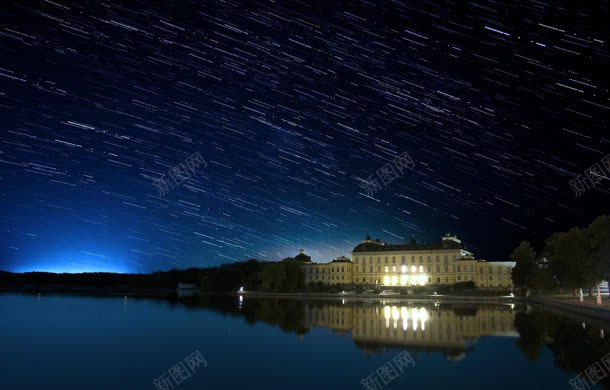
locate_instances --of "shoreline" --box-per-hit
[238,290,517,305]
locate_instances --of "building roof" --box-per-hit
[331,256,352,263]
[352,239,462,253]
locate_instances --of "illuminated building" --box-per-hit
[301,233,515,288]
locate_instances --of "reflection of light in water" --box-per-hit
[383,306,429,331]
[239,295,243,309]
[384,306,391,328]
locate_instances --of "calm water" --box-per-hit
[1,293,609,390]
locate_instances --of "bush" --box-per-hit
[453,281,476,291]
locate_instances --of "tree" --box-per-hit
[547,227,598,291]
[584,215,610,286]
[510,241,537,289]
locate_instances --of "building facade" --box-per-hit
[300,234,514,288]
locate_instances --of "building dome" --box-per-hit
[294,249,312,263]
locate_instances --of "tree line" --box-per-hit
[510,215,610,294]
[0,258,305,293]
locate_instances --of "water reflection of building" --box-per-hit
[304,303,516,358]
[300,234,515,288]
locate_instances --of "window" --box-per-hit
[362,266,365,273]
[401,256,406,263]
[411,256,415,263]
[392,266,396,273]
[437,277,441,283]
[401,265,407,273]
[428,265,431,272]
[453,254,457,260]
[458,276,462,281]
[444,265,448,273]
[489,275,493,280]
[384,266,389,272]
[370,266,373,273]
[457,266,461,272]
[480,267,484,274]
[419,265,423,272]
[419,256,423,263]
[411,265,417,273]
[444,255,448,262]
[378,266,381,272]
[355,257,358,264]
[436,255,440,262]
[427,256,431,263]
[369,257,373,264]
[392,256,395,263]
[436,266,440,273]
[377,257,381,264]
[384,256,388,263]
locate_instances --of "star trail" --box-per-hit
[0,0,608,273]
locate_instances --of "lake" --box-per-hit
[1,293,609,389]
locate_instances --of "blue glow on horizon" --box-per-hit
[13,250,133,274]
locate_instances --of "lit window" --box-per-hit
[392,266,396,273]
[411,265,416,273]
[419,265,423,272]
[384,266,389,272]
[401,265,407,273]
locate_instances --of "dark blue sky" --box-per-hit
[0,0,608,273]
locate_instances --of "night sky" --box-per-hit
[0,1,608,273]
